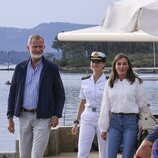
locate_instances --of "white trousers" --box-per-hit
[19,112,51,158]
[78,108,108,158]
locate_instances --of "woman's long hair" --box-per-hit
[109,53,142,88]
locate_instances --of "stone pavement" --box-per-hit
[44,152,122,158]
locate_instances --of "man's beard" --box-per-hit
[30,52,43,59]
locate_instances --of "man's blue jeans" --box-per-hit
[108,113,138,158]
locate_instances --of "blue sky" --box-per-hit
[0,0,117,28]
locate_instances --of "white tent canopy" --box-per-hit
[57,0,158,42]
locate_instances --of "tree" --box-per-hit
[52,36,158,67]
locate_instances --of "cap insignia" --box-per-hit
[93,52,99,57]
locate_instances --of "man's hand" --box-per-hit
[135,140,152,158]
[7,118,15,134]
[50,116,59,127]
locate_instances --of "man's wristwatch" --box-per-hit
[73,120,79,124]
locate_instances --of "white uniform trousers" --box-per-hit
[78,107,108,158]
[19,111,51,158]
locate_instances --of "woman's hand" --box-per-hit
[71,123,79,135]
[101,132,107,140]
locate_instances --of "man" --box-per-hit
[135,126,158,158]
[7,34,65,158]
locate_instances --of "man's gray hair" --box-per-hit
[27,34,44,45]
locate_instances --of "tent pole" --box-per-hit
[153,42,156,68]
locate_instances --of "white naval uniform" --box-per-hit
[78,73,108,158]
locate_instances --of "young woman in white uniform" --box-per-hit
[71,51,108,158]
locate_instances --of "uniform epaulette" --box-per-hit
[81,75,91,80]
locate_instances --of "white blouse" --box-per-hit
[98,78,147,132]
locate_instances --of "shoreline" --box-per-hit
[60,67,158,74]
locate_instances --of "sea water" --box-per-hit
[0,71,158,152]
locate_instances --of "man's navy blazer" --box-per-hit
[7,57,65,118]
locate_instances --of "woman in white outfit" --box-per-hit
[71,51,108,158]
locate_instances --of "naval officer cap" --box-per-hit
[90,51,106,62]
